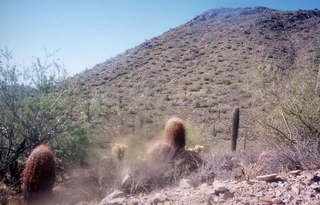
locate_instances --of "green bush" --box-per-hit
[257,68,320,169]
[0,48,93,183]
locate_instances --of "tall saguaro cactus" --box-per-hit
[231,107,240,152]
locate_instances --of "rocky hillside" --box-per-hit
[100,169,320,205]
[75,7,320,144]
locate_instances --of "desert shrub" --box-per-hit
[119,149,203,194]
[173,149,202,178]
[193,150,282,182]
[104,118,205,194]
[0,48,93,183]
[52,125,95,164]
[199,151,244,180]
[187,148,290,183]
[242,150,294,180]
[250,63,289,105]
[117,120,204,194]
[120,158,176,193]
[256,68,320,169]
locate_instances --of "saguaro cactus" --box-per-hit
[231,107,240,152]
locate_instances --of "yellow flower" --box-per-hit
[186,144,204,153]
[112,143,127,160]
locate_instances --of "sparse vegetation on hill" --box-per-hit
[70,8,320,203]
[75,7,320,152]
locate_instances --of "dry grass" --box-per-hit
[117,148,203,194]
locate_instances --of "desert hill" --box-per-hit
[3,7,320,205]
[75,7,320,146]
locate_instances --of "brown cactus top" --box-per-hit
[21,144,56,196]
[163,117,186,149]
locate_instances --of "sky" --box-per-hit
[1,0,319,75]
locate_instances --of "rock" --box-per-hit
[275,189,283,197]
[303,170,315,183]
[314,187,320,193]
[213,182,228,194]
[261,198,285,204]
[76,202,91,205]
[288,170,302,175]
[99,190,126,205]
[246,180,258,185]
[150,193,167,203]
[127,199,141,205]
[214,186,230,195]
[110,197,126,205]
[121,173,132,190]
[179,178,195,188]
[212,181,233,199]
[198,183,209,191]
[256,173,279,182]
[231,167,245,181]
[101,164,320,205]
[309,174,320,184]
[108,190,126,199]
[255,191,264,197]
[221,191,234,200]
[291,184,300,195]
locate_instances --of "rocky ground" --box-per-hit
[99,169,320,205]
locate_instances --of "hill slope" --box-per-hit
[76,7,320,145]
[102,169,320,205]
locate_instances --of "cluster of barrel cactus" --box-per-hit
[148,117,187,162]
[19,116,209,203]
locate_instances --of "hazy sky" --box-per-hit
[1,0,319,75]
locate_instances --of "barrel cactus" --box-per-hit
[163,117,186,150]
[21,144,56,204]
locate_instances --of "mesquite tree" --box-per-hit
[0,48,90,184]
